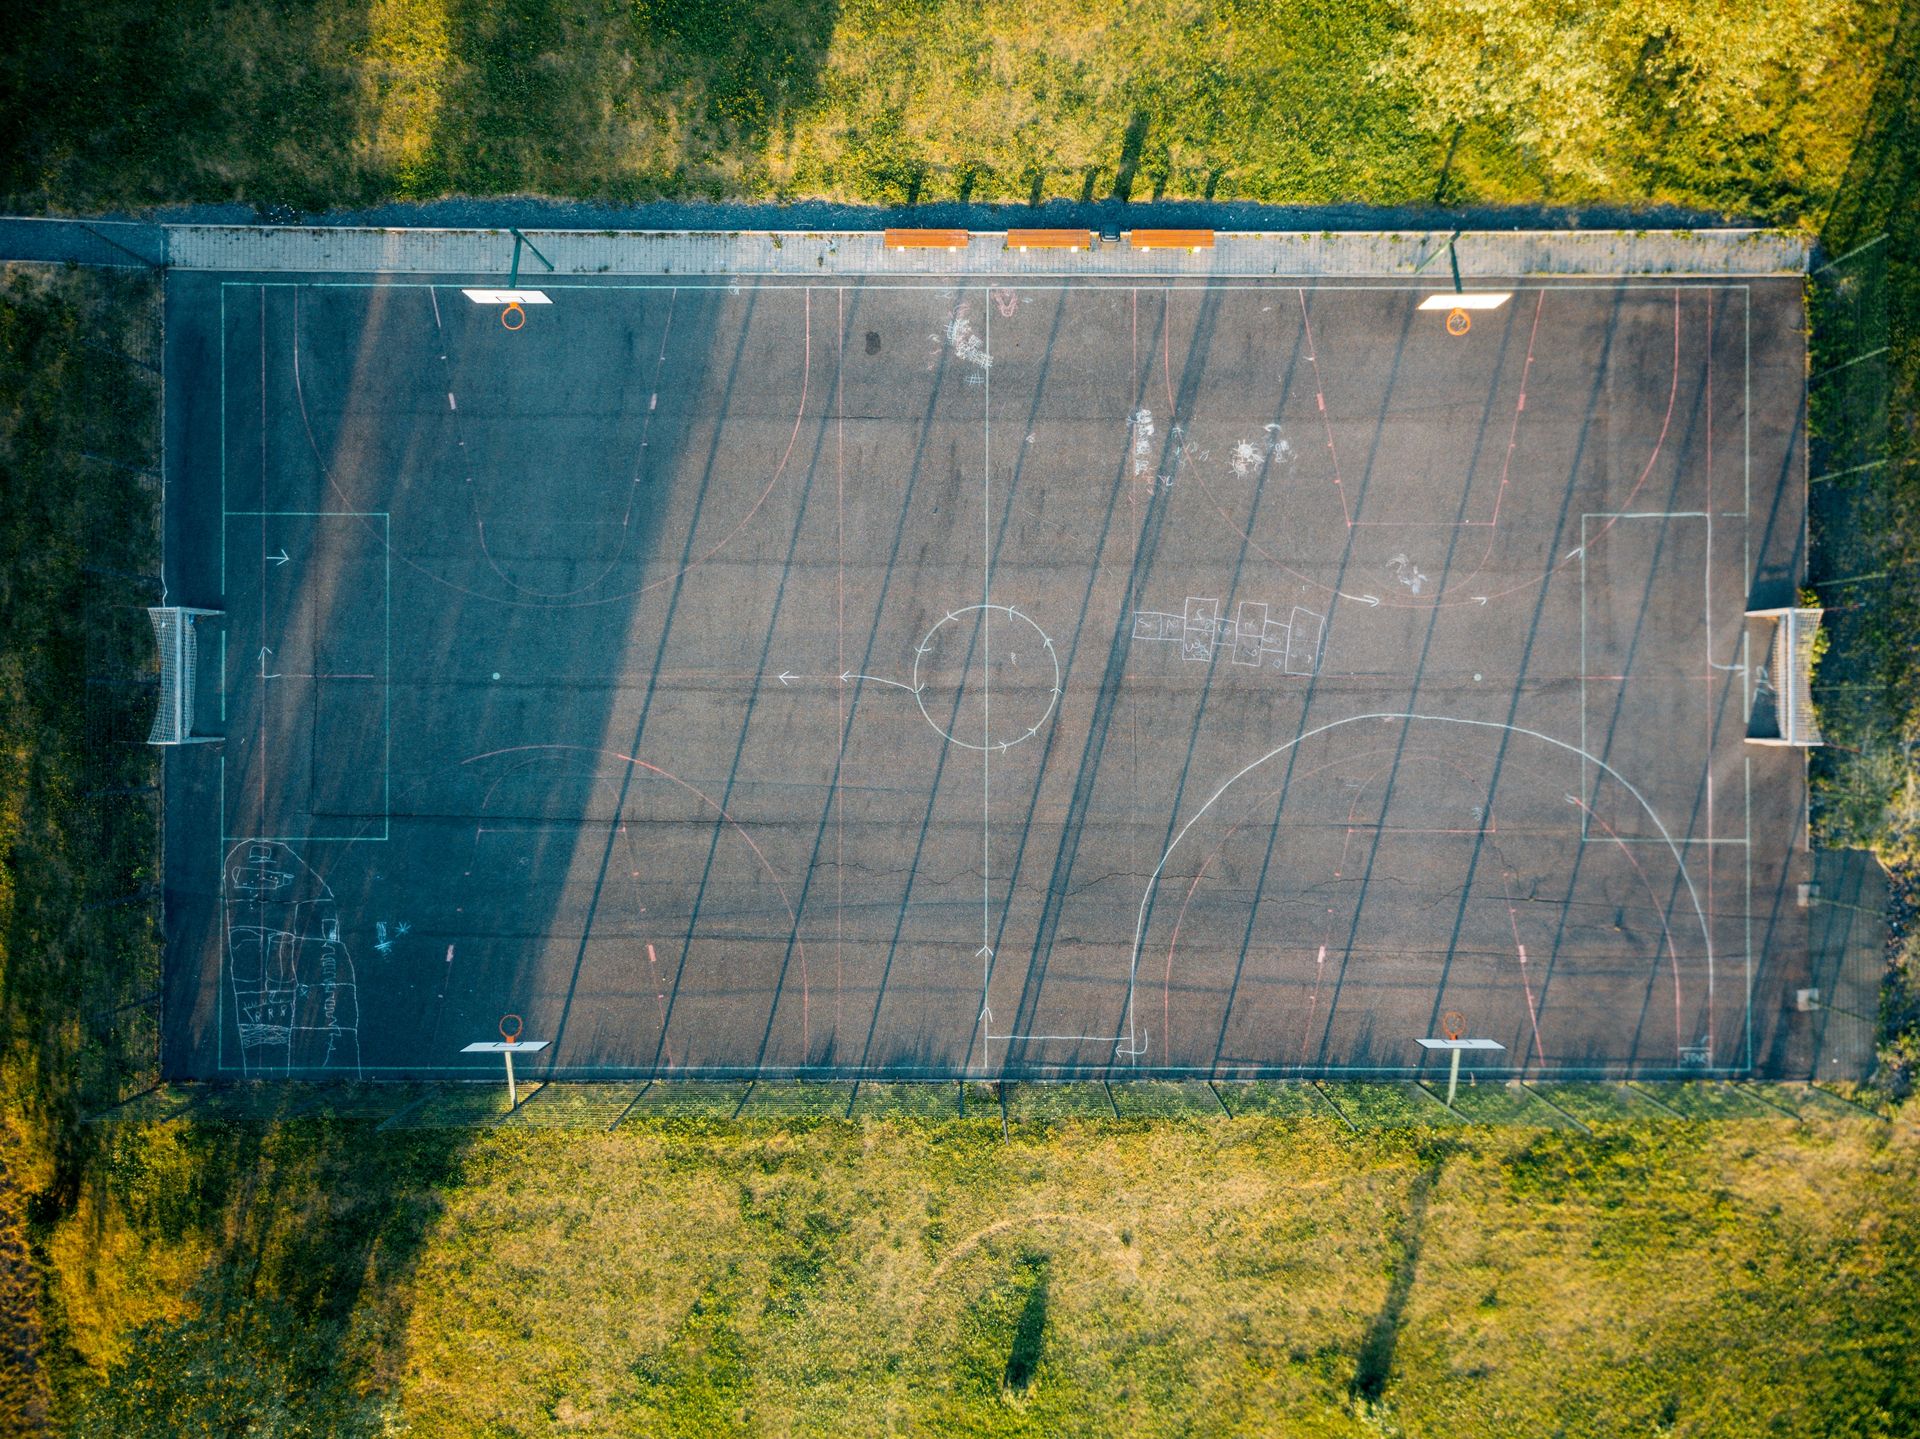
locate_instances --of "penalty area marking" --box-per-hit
[1114,712,1716,1064]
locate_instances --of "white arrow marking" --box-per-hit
[977,945,993,959]
[258,646,277,679]
[1355,594,1381,608]
[267,549,289,567]
[778,671,795,686]
[1472,595,1488,606]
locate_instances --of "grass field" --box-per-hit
[0,0,1892,215]
[0,262,165,1433]
[4,1,1920,1432]
[44,1103,1920,1438]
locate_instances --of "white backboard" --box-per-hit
[461,1040,551,1053]
[461,290,552,305]
[1417,292,1512,311]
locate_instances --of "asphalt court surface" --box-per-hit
[160,269,1816,1080]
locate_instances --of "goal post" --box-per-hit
[147,606,222,745]
[1747,605,1824,747]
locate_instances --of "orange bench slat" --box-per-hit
[1130,229,1216,250]
[884,229,970,249]
[1005,229,1095,250]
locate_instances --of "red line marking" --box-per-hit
[461,744,808,1060]
[1504,883,1549,1068]
[1297,291,1351,527]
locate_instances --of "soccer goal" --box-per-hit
[147,606,222,745]
[1747,605,1824,747]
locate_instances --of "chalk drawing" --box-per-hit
[992,287,1020,318]
[1387,553,1429,596]
[223,840,361,1076]
[1131,596,1326,676]
[945,301,992,370]
[372,919,410,956]
[1129,409,1156,477]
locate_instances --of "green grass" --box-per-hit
[0,0,1892,215]
[35,1104,1920,1437]
[3,5,1920,1433]
[0,261,164,1435]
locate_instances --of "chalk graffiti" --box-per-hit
[1129,409,1156,477]
[945,301,992,370]
[1131,597,1325,674]
[1387,553,1429,596]
[223,841,361,1075]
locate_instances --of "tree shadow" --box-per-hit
[61,1098,471,1435]
[1349,1149,1447,1405]
[1001,1252,1049,1394]
[433,0,843,197]
[1110,110,1150,203]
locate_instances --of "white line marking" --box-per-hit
[1116,713,1715,1061]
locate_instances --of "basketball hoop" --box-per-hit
[1441,1010,1467,1041]
[1445,308,1471,336]
[499,1012,524,1044]
[500,301,526,331]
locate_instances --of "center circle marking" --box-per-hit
[911,603,1060,752]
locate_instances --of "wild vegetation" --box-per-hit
[43,1101,1920,1438]
[0,0,1892,214]
[2,0,1919,1432]
[0,262,164,1433]
[1803,4,1919,1085]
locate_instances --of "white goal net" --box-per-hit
[147,606,222,745]
[1747,605,1824,748]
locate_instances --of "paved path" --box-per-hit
[0,214,1806,277]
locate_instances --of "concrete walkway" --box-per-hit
[0,214,1806,278]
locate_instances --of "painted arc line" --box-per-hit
[911,602,1061,752]
[1116,712,1716,1058]
[461,289,552,305]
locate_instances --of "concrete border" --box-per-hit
[162,226,1807,278]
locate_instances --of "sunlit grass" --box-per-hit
[49,1105,1920,1436]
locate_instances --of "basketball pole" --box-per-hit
[507,228,554,291]
[1447,1046,1463,1108]
[461,1025,549,1112]
[1415,1030,1505,1110]
[504,1049,517,1108]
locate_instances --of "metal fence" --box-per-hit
[1806,233,1897,851]
[91,1077,1892,1135]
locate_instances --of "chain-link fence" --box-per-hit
[1807,234,1898,850]
[89,1076,1894,1135]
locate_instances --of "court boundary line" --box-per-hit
[175,274,1798,1081]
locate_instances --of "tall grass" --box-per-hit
[45,1109,1920,1437]
[0,0,1892,217]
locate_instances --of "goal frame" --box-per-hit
[147,606,222,745]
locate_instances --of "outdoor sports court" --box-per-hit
[158,252,1815,1081]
